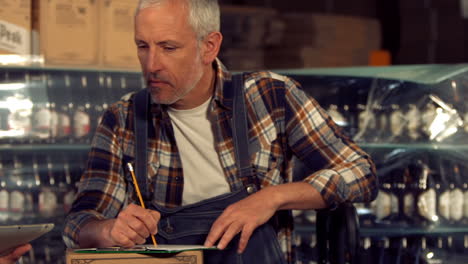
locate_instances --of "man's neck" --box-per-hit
[170,65,216,110]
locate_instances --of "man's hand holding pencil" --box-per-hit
[106,203,160,248]
[92,163,161,249]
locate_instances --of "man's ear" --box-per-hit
[201,32,223,65]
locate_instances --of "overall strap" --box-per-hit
[231,74,258,189]
[133,89,150,200]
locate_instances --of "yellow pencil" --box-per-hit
[126,163,158,247]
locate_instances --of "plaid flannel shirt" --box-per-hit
[63,59,377,263]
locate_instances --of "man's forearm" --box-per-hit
[79,219,116,248]
[261,182,327,211]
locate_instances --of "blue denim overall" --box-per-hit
[146,185,286,264]
[133,75,287,263]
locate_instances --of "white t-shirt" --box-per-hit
[167,98,230,205]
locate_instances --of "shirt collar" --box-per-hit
[213,58,234,111]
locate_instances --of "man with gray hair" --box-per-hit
[63,0,377,263]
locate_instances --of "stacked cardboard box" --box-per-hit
[32,0,99,66]
[31,0,140,69]
[270,0,377,18]
[219,5,280,70]
[0,0,31,56]
[264,13,381,69]
[397,0,467,64]
[98,0,140,70]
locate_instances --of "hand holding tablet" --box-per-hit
[0,223,54,257]
[0,244,32,264]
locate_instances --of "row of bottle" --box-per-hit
[294,154,468,228]
[0,70,143,145]
[361,154,468,227]
[0,152,87,224]
[295,234,468,264]
[325,94,466,143]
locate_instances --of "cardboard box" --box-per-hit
[0,0,31,55]
[32,0,99,66]
[271,0,330,13]
[66,249,203,264]
[332,0,378,18]
[396,43,436,64]
[399,9,436,45]
[219,47,265,70]
[221,5,277,49]
[98,0,140,69]
[264,13,381,69]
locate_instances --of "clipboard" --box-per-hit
[74,244,218,254]
[0,223,55,256]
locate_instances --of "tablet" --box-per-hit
[0,223,55,256]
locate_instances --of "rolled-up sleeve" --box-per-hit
[284,77,378,209]
[63,107,129,248]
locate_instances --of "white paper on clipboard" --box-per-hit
[0,223,55,256]
[75,244,218,253]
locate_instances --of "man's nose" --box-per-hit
[146,50,164,73]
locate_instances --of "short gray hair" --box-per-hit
[136,0,220,39]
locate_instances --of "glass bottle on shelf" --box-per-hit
[388,103,406,143]
[38,155,58,219]
[0,70,9,145]
[402,166,416,226]
[293,233,305,263]
[8,155,26,222]
[436,157,451,226]
[56,74,75,143]
[414,155,438,226]
[44,74,59,144]
[409,157,437,227]
[30,73,51,144]
[94,73,108,127]
[48,104,59,144]
[105,72,126,104]
[47,72,73,144]
[357,237,373,263]
[377,104,391,141]
[62,156,76,213]
[20,156,35,223]
[375,237,390,264]
[85,72,102,136]
[406,103,422,143]
[72,74,92,144]
[416,237,437,264]
[0,160,10,224]
[449,161,464,226]
[387,237,409,264]
[356,103,376,142]
[461,164,468,226]
[31,156,42,222]
[371,173,393,225]
[104,74,115,106]
[119,73,137,99]
[7,71,33,144]
[0,71,29,144]
[420,101,438,142]
[347,85,368,140]
[68,152,85,185]
[381,166,412,226]
[435,236,448,262]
